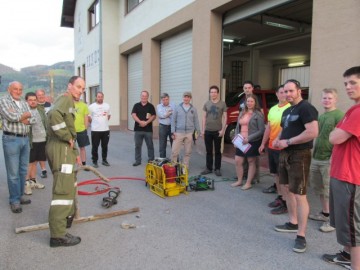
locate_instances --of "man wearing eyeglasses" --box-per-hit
[272,79,318,253]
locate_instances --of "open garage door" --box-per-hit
[222,0,312,92]
[128,50,143,130]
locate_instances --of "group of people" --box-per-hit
[0,76,111,247]
[1,66,359,269]
[131,87,227,176]
[74,91,112,169]
[233,67,359,270]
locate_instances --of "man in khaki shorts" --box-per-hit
[272,79,318,253]
[308,88,343,232]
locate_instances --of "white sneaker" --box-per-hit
[309,212,329,222]
[320,222,335,232]
[24,181,32,195]
[30,180,45,189]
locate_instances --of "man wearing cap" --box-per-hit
[156,93,175,158]
[171,91,200,169]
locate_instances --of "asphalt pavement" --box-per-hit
[0,130,341,270]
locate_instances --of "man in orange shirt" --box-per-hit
[259,85,290,214]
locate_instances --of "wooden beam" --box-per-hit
[15,207,140,234]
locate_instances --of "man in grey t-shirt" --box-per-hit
[201,85,227,176]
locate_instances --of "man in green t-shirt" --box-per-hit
[74,100,90,167]
[308,88,344,232]
[201,85,227,176]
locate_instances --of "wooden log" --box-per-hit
[76,165,111,182]
[15,207,140,234]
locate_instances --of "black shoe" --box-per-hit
[322,250,351,268]
[20,197,31,205]
[268,196,283,208]
[271,205,288,215]
[93,162,98,168]
[102,160,110,166]
[50,233,81,248]
[293,236,306,253]
[66,215,74,228]
[274,222,298,233]
[40,170,47,178]
[10,204,22,214]
[133,162,141,166]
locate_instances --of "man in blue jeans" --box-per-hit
[131,90,156,166]
[156,93,175,158]
[201,85,227,176]
[0,81,32,213]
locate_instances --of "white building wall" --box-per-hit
[73,0,120,126]
[101,0,120,126]
[74,0,100,90]
[118,0,194,43]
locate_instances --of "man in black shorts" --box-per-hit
[74,99,90,167]
[259,85,290,214]
[24,92,46,195]
[272,79,318,253]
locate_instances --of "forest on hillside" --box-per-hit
[0,62,74,98]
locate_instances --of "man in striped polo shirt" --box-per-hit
[0,81,32,213]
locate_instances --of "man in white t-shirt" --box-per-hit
[88,92,111,167]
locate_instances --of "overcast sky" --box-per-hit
[0,0,74,71]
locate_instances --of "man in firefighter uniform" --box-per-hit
[46,76,85,247]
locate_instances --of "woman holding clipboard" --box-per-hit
[231,94,265,190]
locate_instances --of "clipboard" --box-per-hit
[232,134,252,153]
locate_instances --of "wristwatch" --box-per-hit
[286,139,292,146]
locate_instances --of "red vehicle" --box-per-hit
[224,90,276,143]
[224,89,308,143]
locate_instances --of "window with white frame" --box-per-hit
[88,0,100,32]
[127,0,144,13]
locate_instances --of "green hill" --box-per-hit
[0,62,74,98]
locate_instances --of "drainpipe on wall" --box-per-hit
[99,0,103,91]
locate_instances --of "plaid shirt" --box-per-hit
[0,94,30,135]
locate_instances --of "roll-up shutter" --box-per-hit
[281,66,310,87]
[160,29,192,105]
[128,50,143,130]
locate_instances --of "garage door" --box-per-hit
[281,66,310,87]
[160,29,192,105]
[128,50,143,130]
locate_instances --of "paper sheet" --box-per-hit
[232,134,252,153]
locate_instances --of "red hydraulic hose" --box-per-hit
[77,176,145,196]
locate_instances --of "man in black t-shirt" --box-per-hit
[273,79,319,254]
[131,90,156,166]
[238,81,263,111]
[238,81,262,182]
